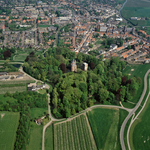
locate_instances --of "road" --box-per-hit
[120,69,150,150]
[119,0,128,22]
[127,78,150,150]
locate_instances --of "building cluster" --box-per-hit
[0,72,23,80]
[0,0,149,63]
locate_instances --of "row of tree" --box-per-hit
[0,91,47,149]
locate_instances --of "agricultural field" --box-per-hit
[54,114,97,150]
[27,122,43,150]
[122,64,150,104]
[0,86,26,94]
[0,80,34,85]
[129,96,150,150]
[121,0,150,26]
[0,80,35,94]
[87,108,128,150]
[45,125,53,150]
[0,111,20,150]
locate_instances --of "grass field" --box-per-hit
[27,122,43,150]
[45,125,53,150]
[87,108,128,150]
[0,111,20,150]
[123,64,150,104]
[129,94,150,150]
[124,0,150,7]
[14,54,28,62]
[54,114,97,150]
[121,0,150,26]
[31,108,48,119]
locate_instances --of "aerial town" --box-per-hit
[0,0,150,63]
[1,0,150,150]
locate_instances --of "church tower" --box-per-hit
[71,58,77,72]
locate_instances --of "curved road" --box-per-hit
[127,78,150,150]
[120,69,150,150]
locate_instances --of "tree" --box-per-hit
[90,62,95,70]
[98,88,109,103]
[77,53,83,62]
[71,108,76,115]
[60,63,66,74]
[127,45,131,50]
[89,43,93,48]
[25,56,29,62]
[52,88,58,108]
[79,83,87,93]
[3,50,11,59]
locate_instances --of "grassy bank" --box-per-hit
[87,108,128,150]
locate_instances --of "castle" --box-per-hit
[71,58,77,72]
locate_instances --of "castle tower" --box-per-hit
[71,58,77,72]
[83,62,88,71]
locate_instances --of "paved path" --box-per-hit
[120,69,150,150]
[119,0,128,22]
[127,78,150,150]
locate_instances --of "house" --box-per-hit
[47,26,57,31]
[27,83,46,91]
[109,44,117,51]
[0,76,9,80]
[16,74,23,79]
[0,72,7,76]
[35,118,43,125]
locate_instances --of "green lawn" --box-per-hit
[0,94,17,104]
[130,95,150,150]
[31,108,48,119]
[14,54,28,62]
[45,125,53,150]
[0,111,20,150]
[27,122,43,150]
[87,108,128,150]
[37,81,43,85]
[123,64,150,104]
[38,89,47,94]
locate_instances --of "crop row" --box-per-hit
[54,114,97,150]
